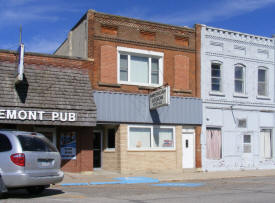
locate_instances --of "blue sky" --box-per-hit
[0,0,275,54]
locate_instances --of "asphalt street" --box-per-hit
[2,176,275,203]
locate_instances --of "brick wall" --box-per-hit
[87,11,199,98]
[107,124,183,174]
[0,50,92,70]
[102,127,120,171]
[100,45,117,83]
[59,127,93,173]
[174,55,190,90]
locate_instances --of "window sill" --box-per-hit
[209,91,225,97]
[119,81,161,88]
[128,148,176,152]
[256,95,271,100]
[138,86,156,90]
[98,82,121,88]
[173,89,192,94]
[233,93,248,98]
[104,149,116,152]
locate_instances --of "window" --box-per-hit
[243,134,251,153]
[211,63,221,92]
[235,65,245,93]
[107,129,116,149]
[258,68,268,96]
[0,134,12,152]
[128,126,175,150]
[118,47,163,86]
[260,129,272,159]
[153,128,174,148]
[206,128,222,159]
[237,119,247,128]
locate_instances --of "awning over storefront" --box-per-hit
[93,91,202,125]
[0,61,96,126]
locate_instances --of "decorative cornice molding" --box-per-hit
[205,52,274,65]
[94,35,196,53]
[203,99,275,108]
[205,35,274,49]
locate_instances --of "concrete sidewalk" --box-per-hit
[57,169,275,186]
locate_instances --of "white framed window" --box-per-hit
[234,65,245,94]
[260,129,272,159]
[211,62,222,92]
[258,67,268,96]
[128,125,175,150]
[117,47,163,87]
[243,134,252,153]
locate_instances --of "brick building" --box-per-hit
[55,10,202,174]
[0,50,96,172]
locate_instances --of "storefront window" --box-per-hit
[128,126,175,150]
[153,128,174,148]
[107,129,116,149]
[129,127,151,149]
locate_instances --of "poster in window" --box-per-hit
[60,132,76,160]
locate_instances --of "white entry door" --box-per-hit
[182,132,195,168]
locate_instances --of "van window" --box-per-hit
[17,135,58,152]
[0,134,12,152]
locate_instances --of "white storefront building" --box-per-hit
[200,25,275,171]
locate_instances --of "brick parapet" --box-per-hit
[86,11,200,98]
[0,50,92,70]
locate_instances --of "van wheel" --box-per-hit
[26,186,45,195]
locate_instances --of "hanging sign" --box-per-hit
[149,86,170,110]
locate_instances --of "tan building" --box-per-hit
[55,10,202,174]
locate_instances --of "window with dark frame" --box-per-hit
[107,129,116,149]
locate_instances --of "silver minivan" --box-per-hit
[0,130,64,194]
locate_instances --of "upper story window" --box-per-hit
[237,118,247,128]
[258,68,268,96]
[234,65,245,94]
[211,62,222,92]
[118,47,163,87]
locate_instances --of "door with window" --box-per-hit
[93,131,102,168]
[241,134,253,167]
[182,132,195,168]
